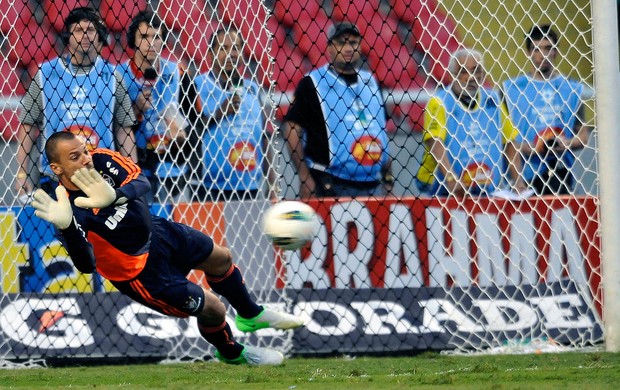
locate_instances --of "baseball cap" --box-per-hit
[327,22,361,42]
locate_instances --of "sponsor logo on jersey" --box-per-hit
[101,173,115,187]
[64,125,100,150]
[350,135,383,166]
[228,142,257,171]
[461,163,493,188]
[534,127,563,153]
[147,133,171,154]
[183,296,202,313]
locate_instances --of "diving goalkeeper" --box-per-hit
[31,131,304,365]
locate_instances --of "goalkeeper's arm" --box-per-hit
[58,219,96,274]
[32,187,96,273]
[113,172,151,204]
[90,150,151,205]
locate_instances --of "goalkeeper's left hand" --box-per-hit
[71,168,117,209]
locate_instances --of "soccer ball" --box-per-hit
[262,201,317,250]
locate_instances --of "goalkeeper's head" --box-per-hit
[45,132,94,191]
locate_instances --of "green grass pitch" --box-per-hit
[1,351,620,389]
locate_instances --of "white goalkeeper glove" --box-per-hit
[31,187,73,230]
[71,168,117,209]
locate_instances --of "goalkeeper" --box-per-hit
[31,131,304,365]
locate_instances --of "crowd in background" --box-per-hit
[8,3,593,204]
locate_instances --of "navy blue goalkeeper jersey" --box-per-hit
[58,148,155,281]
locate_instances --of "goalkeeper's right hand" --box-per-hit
[71,168,117,209]
[31,187,73,230]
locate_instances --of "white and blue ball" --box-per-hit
[262,201,317,250]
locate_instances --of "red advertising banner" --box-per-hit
[279,196,601,314]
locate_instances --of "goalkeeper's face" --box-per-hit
[50,137,94,191]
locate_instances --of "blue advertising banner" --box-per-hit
[289,281,603,354]
[0,282,603,360]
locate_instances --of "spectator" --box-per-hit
[31,131,304,365]
[282,22,392,199]
[194,27,276,201]
[502,25,592,195]
[416,48,525,196]
[15,6,136,200]
[118,11,195,203]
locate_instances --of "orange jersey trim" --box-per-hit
[91,149,142,185]
[88,231,148,281]
[198,321,227,333]
[129,279,189,318]
[206,264,238,284]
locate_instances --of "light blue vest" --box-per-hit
[432,87,505,195]
[197,73,264,191]
[40,57,116,176]
[119,58,185,178]
[309,66,388,182]
[502,75,582,181]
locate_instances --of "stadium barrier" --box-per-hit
[0,195,603,360]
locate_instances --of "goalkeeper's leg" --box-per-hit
[199,245,305,332]
[196,289,283,366]
[113,271,283,365]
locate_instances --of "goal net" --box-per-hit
[0,0,606,365]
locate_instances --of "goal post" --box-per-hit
[591,0,620,353]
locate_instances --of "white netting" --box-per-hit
[0,0,609,366]
[273,0,600,354]
[0,0,291,365]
